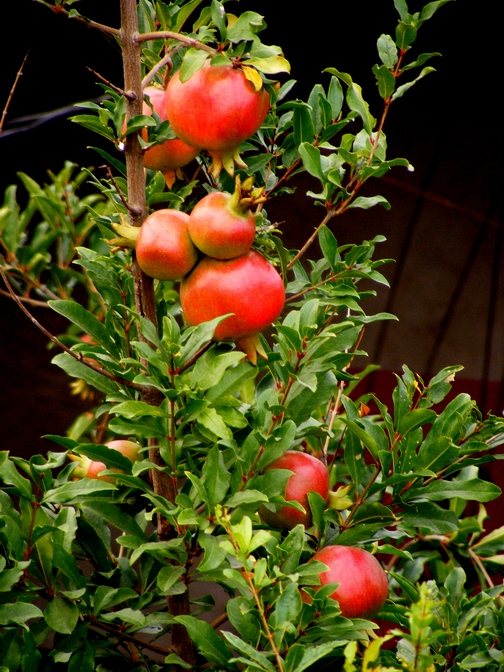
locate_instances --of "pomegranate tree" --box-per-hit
[3,3,496,672]
[165,61,270,177]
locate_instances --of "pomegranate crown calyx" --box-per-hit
[229,175,266,216]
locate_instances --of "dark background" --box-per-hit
[1,0,502,513]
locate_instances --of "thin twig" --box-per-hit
[86,67,127,96]
[0,288,50,308]
[42,3,121,36]
[89,618,175,655]
[136,30,216,55]
[1,52,29,133]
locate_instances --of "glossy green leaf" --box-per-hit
[404,478,501,503]
[174,615,238,669]
[377,34,398,69]
[347,195,391,210]
[224,631,277,671]
[202,445,231,507]
[392,66,436,100]
[52,353,118,395]
[179,48,208,82]
[401,502,459,534]
[0,602,43,627]
[292,103,314,146]
[44,597,79,634]
[346,82,375,134]
[298,143,324,181]
[372,64,396,100]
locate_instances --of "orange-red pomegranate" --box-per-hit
[309,545,388,619]
[136,209,198,281]
[188,190,256,260]
[259,451,330,530]
[141,85,199,186]
[179,250,284,362]
[165,62,269,176]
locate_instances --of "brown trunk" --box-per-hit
[119,1,196,666]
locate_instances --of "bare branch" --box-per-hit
[1,53,29,133]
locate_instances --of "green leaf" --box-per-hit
[198,406,233,441]
[0,602,43,627]
[372,64,396,100]
[0,568,24,592]
[210,0,226,40]
[377,34,398,69]
[179,48,208,83]
[70,114,115,141]
[393,0,409,22]
[43,478,117,504]
[202,445,231,508]
[93,586,139,614]
[44,596,79,634]
[401,502,459,534]
[0,452,32,499]
[404,478,501,503]
[397,408,437,436]
[223,631,276,671]
[327,76,343,119]
[157,565,187,595]
[292,103,314,146]
[420,0,454,22]
[346,82,375,134]
[270,581,302,628]
[298,142,324,180]
[285,642,342,672]
[174,616,238,669]
[52,353,118,395]
[392,66,436,101]
[198,534,228,573]
[395,21,418,50]
[82,501,148,540]
[347,195,391,210]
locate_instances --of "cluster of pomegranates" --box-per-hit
[119,60,284,364]
[132,184,285,364]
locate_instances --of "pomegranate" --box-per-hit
[165,62,269,177]
[259,451,330,530]
[179,250,285,363]
[141,85,199,188]
[308,545,388,619]
[136,209,198,281]
[188,181,256,260]
[70,440,142,483]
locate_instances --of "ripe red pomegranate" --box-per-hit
[141,85,199,187]
[165,62,269,177]
[179,250,285,363]
[136,209,198,281]
[309,545,388,619]
[70,440,142,483]
[259,451,330,530]
[188,189,256,260]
